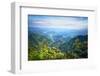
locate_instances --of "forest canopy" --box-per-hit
[28,31,88,60]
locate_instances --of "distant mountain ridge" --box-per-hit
[28,26,88,41]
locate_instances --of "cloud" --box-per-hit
[29,16,88,30]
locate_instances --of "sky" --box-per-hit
[28,15,88,30]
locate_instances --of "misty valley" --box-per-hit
[28,27,88,60]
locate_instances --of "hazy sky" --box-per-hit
[28,15,88,30]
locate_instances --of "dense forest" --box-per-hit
[28,27,88,60]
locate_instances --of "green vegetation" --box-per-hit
[28,32,88,60]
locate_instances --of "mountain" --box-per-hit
[28,26,88,42]
[28,27,88,59]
